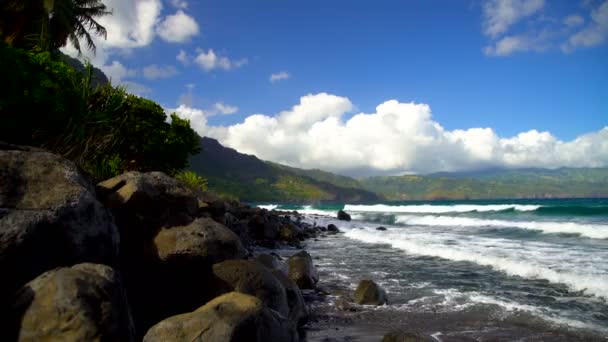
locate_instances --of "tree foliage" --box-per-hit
[175,171,208,193]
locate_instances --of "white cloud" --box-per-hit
[214,102,239,115]
[270,71,290,83]
[483,31,550,56]
[482,0,545,38]
[171,105,208,135]
[176,49,190,64]
[172,93,608,176]
[142,64,179,79]
[194,49,248,71]
[156,10,199,43]
[170,0,188,9]
[562,0,608,52]
[102,60,137,83]
[563,14,585,27]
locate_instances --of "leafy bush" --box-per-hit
[175,171,208,192]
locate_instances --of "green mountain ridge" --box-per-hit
[189,137,608,202]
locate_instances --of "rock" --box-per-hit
[334,296,358,312]
[96,171,198,244]
[337,210,351,221]
[287,251,319,289]
[354,279,388,305]
[382,331,427,342]
[327,224,339,232]
[271,269,308,328]
[278,223,300,244]
[153,217,247,265]
[10,263,135,341]
[0,149,119,303]
[255,253,288,275]
[376,226,387,231]
[143,292,291,342]
[212,260,289,317]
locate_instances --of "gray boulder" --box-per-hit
[255,253,288,275]
[287,251,319,289]
[153,217,247,265]
[212,260,289,318]
[143,292,291,342]
[382,331,427,342]
[0,149,119,301]
[271,269,308,328]
[354,279,388,305]
[10,263,135,341]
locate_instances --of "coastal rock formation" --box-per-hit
[271,269,308,328]
[0,148,119,303]
[10,263,134,341]
[153,217,247,265]
[337,210,351,221]
[381,331,427,342]
[212,260,290,318]
[256,253,289,275]
[143,292,291,342]
[354,279,388,305]
[288,251,319,289]
[376,226,387,231]
[327,224,340,233]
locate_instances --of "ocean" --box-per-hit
[259,199,608,340]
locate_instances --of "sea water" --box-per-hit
[259,199,608,338]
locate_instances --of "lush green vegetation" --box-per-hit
[175,171,209,192]
[0,8,201,181]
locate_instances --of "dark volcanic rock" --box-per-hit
[376,226,387,231]
[0,149,119,305]
[212,260,290,318]
[287,251,319,289]
[354,279,388,305]
[10,263,134,341]
[271,269,308,328]
[337,210,351,221]
[143,292,291,342]
[256,253,288,275]
[327,224,339,233]
[382,331,428,342]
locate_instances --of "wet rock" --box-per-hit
[376,226,387,231]
[212,260,289,317]
[334,296,359,312]
[0,149,119,303]
[337,210,351,221]
[354,279,388,305]
[382,331,427,342]
[327,224,340,233]
[288,251,319,289]
[143,292,291,342]
[256,253,289,275]
[10,263,135,341]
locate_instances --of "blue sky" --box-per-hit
[67,0,608,175]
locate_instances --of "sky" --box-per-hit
[64,0,608,176]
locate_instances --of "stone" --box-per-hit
[382,331,427,342]
[287,251,319,289]
[327,224,339,232]
[10,263,135,341]
[143,292,291,342]
[354,279,388,305]
[0,149,119,303]
[376,226,387,231]
[255,253,288,275]
[337,210,351,221]
[212,260,289,318]
[271,269,308,328]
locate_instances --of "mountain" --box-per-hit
[187,137,380,203]
[359,168,608,200]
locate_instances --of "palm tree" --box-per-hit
[48,0,111,54]
[0,0,110,54]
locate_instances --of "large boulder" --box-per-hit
[143,292,291,342]
[212,260,289,318]
[287,251,319,289]
[153,217,247,265]
[0,149,119,303]
[382,331,427,342]
[9,263,135,341]
[337,210,351,221]
[96,171,198,245]
[271,269,308,328]
[354,279,388,305]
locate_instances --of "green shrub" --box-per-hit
[175,171,208,192]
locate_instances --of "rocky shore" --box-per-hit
[0,144,405,341]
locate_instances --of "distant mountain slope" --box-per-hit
[360,168,608,200]
[187,137,380,203]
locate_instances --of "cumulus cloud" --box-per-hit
[482,0,545,38]
[176,49,190,64]
[142,64,179,79]
[194,49,248,71]
[214,102,239,115]
[563,14,585,28]
[270,71,290,83]
[172,93,608,176]
[562,0,608,52]
[156,10,199,43]
[170,0,188,9]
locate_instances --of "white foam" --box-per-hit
[343,228,608,299]
[257,204,279,210]
[344,204,541,214]
[394,215,608,239]
[296,205,336,217]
